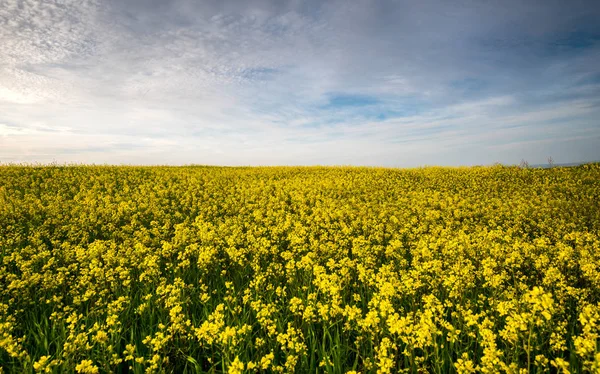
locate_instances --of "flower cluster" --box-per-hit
[0,164,599,372]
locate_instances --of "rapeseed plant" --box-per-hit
[0,164,599,372]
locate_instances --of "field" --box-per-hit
[1,165,599,373]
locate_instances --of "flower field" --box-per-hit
[1,164,599,373]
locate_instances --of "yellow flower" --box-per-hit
[260,352,275,370]
[454,353,476,374]
[75,360,99,374]
[93,330,109,345]
[2,164,600,373]
[550,357,571,373]
[228,356,244,374]
[33,355,51,372]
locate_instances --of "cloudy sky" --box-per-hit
[1,0,599,166]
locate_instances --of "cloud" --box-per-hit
[0,0,599,165]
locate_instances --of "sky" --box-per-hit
[1,0,599,166]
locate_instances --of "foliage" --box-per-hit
[1,164,599,373]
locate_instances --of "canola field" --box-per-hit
[1,164,599,374]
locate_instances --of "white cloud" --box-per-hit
[0,0,599,165]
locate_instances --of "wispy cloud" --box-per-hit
[0,0,599,165]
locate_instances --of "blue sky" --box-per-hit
[0,0,599,166]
